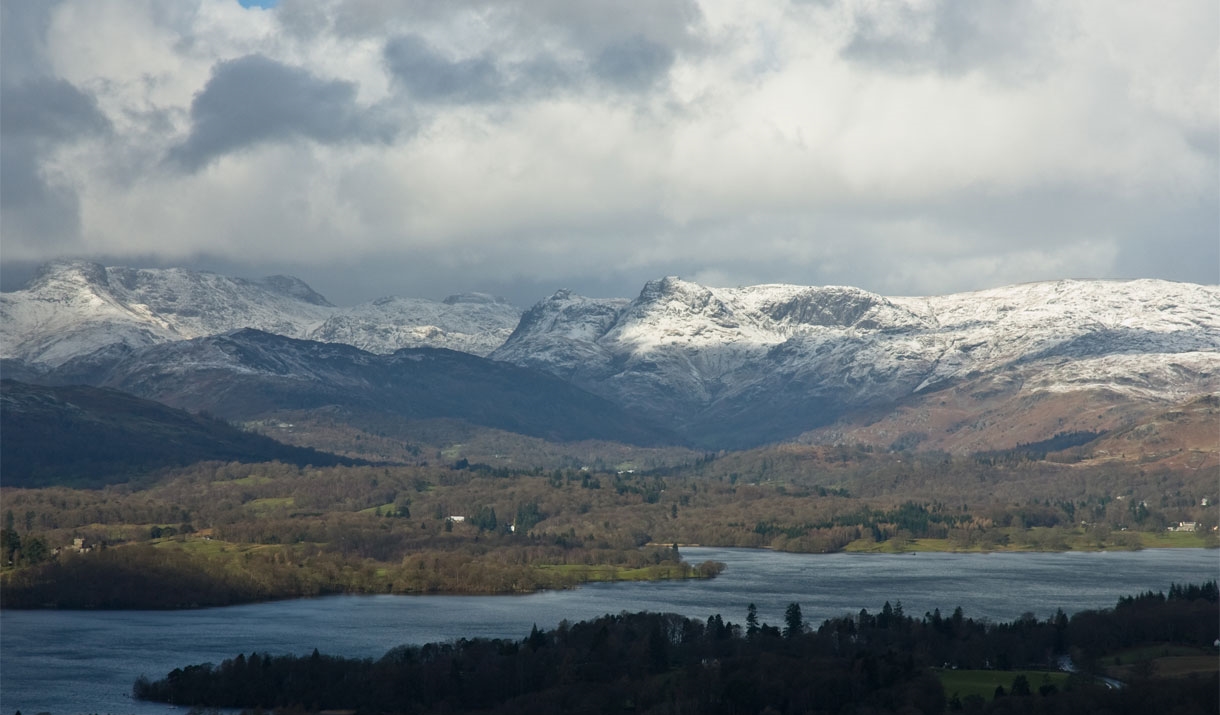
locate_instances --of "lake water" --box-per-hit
[2,547,1216,715]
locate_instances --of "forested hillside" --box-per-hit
[0,380,355,487]
[2,452,1214,608]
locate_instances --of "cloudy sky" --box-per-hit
[2,0,1216,306]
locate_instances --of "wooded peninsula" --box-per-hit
[134,582,1219,714]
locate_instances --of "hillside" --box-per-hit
[0,379,355,487]
[87,329,676,447]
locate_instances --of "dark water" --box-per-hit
[2,547,1216,714]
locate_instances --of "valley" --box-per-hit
[2,439,1215,608]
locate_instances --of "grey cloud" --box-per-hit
[0,1,61,85]
[512,55,578,96]
[0,143,83,250]
[591,36,676,90]
[517,0,703,57]
[0,77,110,252]
[384,35,505,103]
[842,1,1044,76]
[1,77,112,140]
[279,0,704,50]
[168,55,397,172]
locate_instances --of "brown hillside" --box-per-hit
[1078,394,1220,472]
[798,376,1161,454]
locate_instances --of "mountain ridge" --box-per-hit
[80,328,676,448]
[492,276,1220,448]
[0,378,358,487]
[6,261,1216,453]
[1,261,522,367]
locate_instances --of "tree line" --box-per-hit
[134,582,1218,714]
[2,458,1215,608]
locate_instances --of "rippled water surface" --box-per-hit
[3,547,1216,714]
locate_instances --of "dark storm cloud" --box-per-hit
[842,1,1042,76]
[167,54,398,172]
[0,78,111,249]
[591,36,676,90]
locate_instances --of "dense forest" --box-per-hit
[134,582,1219,714]
[2,451,1215,608]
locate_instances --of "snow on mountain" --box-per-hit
[5,261,1215,450]
[493,277,1220,447]
[498,289,630,381]
[1,261,522,368]
[308,293,521,356]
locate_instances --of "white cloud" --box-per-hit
[2,0,1215,304]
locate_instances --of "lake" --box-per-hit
[2,547,1216,714]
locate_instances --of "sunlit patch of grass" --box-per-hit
[222,475,273,486]
[244,497,294,513]
[536,563,699,583]
[844,538,993,553]
[1138,531,1215,548]
[843,538,907,553]
[840,528,1215,554]
[152,535,290,559]
[358,503,397,515]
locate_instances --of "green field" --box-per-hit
[1138,531,1215,548]
[936,669,1069,701]
[842,527,1217,554]
[1103,644,1220,680]
[537,563,699,583]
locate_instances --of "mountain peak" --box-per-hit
[255,275,333,307]
[757,285,921,330]
[638,276,704,300]
[27,259,111,291]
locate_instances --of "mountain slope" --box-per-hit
[0,261,522,369]
[7,263,1215,453]
[0,379,355,487]
[89,329,675,447]
[0,261,334,369]
[307,293,520,357]
[493,277,1220,449]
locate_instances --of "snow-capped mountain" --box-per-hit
[0,261,522,370]
[493,277,1220,448]
[307,293,520,357]
[6,262,1216,451]
[0,261,334,369]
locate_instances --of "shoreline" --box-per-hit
[4,543,1215,612]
